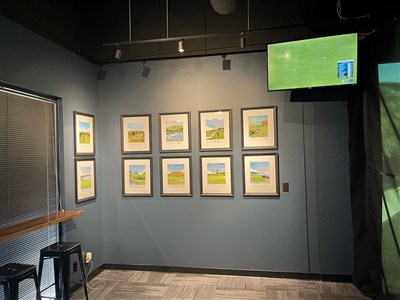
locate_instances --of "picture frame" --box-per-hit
[159,112,191,152]
[75,158,96,203]
[122,157,153,197]
[199,109,232,151]
[241,106,278,150]
[120,114,152,154]
[160,156,192,196]
[242,153,279,197]
[74,111,95,156]
[200,155,233,197]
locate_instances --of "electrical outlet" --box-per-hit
[73,261,77,273]
[85,251,92,264]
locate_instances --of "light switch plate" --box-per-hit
[283,182,289,192]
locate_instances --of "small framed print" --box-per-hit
[199,109,232,151]
[74,111,95,156]
[243,153,279,197]
[121,114,151,154]
[122,158,152,197]
[160,156,192,196]
[200,155,233,197]
[159,112,191,152]
[241,106,278,150]
[75,158,96,203]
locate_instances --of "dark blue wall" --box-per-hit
[1,15,353,276]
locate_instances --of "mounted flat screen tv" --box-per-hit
[267,33,358,91]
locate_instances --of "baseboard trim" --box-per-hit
[99,263,353,283]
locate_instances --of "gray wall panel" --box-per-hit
[99,55,310,273]
[1,14,353,276]
[0,16,104,273]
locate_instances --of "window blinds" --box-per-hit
[0,87,60,299]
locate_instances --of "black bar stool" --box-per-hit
[38,242,89,300]
[0,263,41,300]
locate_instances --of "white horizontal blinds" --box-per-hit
[0,88,59,300]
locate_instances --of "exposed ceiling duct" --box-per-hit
[209,0,239,15]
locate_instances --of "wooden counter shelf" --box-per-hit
[0,210,84,243]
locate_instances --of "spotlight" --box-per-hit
[178,39,185,53]
[240,32,246,48]
[222,54,231,71]
[141,61,151,78]
[115,45,122,59]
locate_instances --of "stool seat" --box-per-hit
[0,263,41,300]
[40,242,81,255]
[38,242,88,300]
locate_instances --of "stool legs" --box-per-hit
[60,255,70,300]
[0,263,41,300]
[38,242,89,300]
[4,281,16,300]
[77,251,89,300]
[38,255,44,288]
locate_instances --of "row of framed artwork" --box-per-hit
[75,153,279,203]
[73,107,279,202]
[121,106,278,153]
[74,106,278,156]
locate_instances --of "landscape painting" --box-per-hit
[123,158,152,196]
[79,121,91,144]
[250,161,270,184]
[159,112,191,152]
[206,118,225,140]
[167,163,185,185]
[121,114,151,153]
[166,120,184,142]
[129,164,146,185]
[207,163,226,184]
[75,158,96,203]
[74,111,95,155]
[243,154,279,197]
[242,106,277,150]
[161,157,192,196]
[248,115,268,138]
[128,121,145,143]
[79,165,92,189]
[199,110,232,151]
[201,156,233,196]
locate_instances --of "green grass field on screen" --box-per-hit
[268,33,357,90]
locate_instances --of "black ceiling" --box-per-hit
[1,0,399,64]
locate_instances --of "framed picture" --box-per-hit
[242,153,279,197]
[241,106,278,150]
[75,158,96,203]
[74,111,95,156]
[159,112,191,152]
[199,109,232,151]
[121,114,151,154]
[160,156,192,196]
[122,158,153,197]
[200,155,233,197]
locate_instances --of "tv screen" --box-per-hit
[267,33,358,91]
